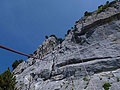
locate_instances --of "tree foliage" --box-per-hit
[45,35,48,39]
[57,38,63,44]
[97,1,109,13]
[50,34,57,39]
[46,35,64,44]
[0,67,18,90]
[84,11,92,16]
[12,59,23,70]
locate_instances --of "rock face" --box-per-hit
[13,1,120,90]
[34,36,57,58]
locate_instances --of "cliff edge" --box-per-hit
[13,1,120,90]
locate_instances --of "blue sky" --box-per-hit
[0,0,113,73]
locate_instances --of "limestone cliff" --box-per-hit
[13,1,120,90]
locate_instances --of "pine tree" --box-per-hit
[12,59,23,70]
[0,67,18,90]
[12,60,19,70]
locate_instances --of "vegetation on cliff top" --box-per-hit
[84,0,119,16]
[45,35,64,44]
[12,59,23,70]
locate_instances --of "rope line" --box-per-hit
[0,45,39,59]
[0,43,97,90]
[73,35,97,90]
[72,19,97,90]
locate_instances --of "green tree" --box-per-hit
[84,11,92,16]
[45,35,48,39]
[57,38,63,44]
[12,60,19,70]
[12,60,23,70]
[50,34,57,39]
[103,1,109,9]
[67,30,71,34]
[103,83,111,90]
[97,5,103,13]
[0,67,18,90]
[19,59,23,63]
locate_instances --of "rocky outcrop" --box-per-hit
[34,36,57,58]
[13,1,120,90]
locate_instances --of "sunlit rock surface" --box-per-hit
[13,1,120,90]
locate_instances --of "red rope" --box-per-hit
[0,45,39,59]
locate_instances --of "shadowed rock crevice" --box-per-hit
[52,57,120,80]
[44,53,57,81]
[73,12,120,44]
[73,12,120,45]
[79,13,120,36]
[56,56,115,68]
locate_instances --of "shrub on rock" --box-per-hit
[12,59,23,70]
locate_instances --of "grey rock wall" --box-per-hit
[13,1,120,90]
